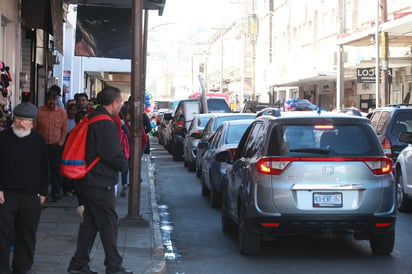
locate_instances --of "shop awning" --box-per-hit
[337,12,412,47]
[65,0,166,15]
[274,73,337,87]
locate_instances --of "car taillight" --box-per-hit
[228,148,237,161]
[381,136,392,158]
[257,157,297,175]
[257,157,393,175]
[177,121,184,130]
[361,157,393,175]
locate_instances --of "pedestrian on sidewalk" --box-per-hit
[0,102,48,274]
[36,91,68,202]
[67,86,132,274]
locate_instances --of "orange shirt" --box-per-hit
[36,105,68,146]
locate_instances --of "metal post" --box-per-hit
[375,0,380,108]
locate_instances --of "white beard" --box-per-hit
[12,127,31,138]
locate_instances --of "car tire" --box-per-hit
[201,173,210,197]
[238,206,260,255]
[222,211,236,234]
[369,229,395,255]
[188,161,196,172]
[396,171,412,212]
[210,177,221,208]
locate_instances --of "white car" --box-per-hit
[395,131,412,211]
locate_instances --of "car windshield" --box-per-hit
[268,124,381,156]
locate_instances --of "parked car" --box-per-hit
[195,113,256,177]
[369,104,412,163]
[394,131,412,211]
[198,119,253,208]
[157,111,173,145]
[241,100,273,113]
[169,98,232,161]
[217,112,396,255]
[183,113,214,171]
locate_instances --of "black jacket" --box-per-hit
[84,106,128,187]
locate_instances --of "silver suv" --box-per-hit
[217,112,396,255]
[395,131,412,211]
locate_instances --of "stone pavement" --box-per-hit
[31,154,166,274]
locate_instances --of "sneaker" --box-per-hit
[67,266,97,274]
[120,185,128,197]
[76,205,85,223]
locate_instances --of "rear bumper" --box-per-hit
[245,213,396,236]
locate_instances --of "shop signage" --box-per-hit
[356,68,392,83]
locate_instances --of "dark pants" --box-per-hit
[47,144,63,198]
[0,191,41,273]
[69,185,122,272]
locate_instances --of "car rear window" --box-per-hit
[268,124,381,156]
[390,112,412,136]
[199,116,212,127]
[225,124,249,144]
[207,99,230,113]
[214,115,255,131]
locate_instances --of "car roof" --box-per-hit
[222,119,255,126]
[256,111,370,124]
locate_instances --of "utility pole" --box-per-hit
[380,0,389,107]
[127,0,145,223]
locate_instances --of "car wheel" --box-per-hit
[238,205,260,255]
[210,176,221,208]
[201,172,210,197]
[397,171,412,212]
[222,210,236,234]
[370,229,395,255]
[188,161,196,172]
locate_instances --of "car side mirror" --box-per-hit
[197,142,209,149]
[215,150,231,163]
[399,131,412,144]
[190,131,202,139]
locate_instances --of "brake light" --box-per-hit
[228,148,237,161]
[177,121,184,130]
[361,157,393,175]
[257,157,392,175]
[314,125,334,129]
[381,136,392,158]
[257,157,297,175]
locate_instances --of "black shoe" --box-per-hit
[106,267,133,274]
[67,266,98,274]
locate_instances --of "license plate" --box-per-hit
[313,192,342,208]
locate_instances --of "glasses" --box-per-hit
[14,116,34,124]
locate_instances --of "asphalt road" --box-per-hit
[151,137,412,274]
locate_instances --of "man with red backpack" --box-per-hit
[67,86,131,274]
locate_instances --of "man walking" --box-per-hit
[36,92,68,202]
[68,86,131,274]
[0,102,48,274]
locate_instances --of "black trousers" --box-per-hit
[0,191,41,273]
[69,184,122,272]
[47,144,63,197]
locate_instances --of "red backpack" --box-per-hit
[60,114,113,179]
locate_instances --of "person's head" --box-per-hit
[89,97,97,107]
[67,103,77,119]
[120,104,131,121]
[74,93,89,110]
[97,86,123,115]
[12,102,37,138]
[44,92,57,110]
[49,85,61,97]
[66,99,75,108]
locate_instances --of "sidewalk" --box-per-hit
[31,154,166,274]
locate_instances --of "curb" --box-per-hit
[144,155,166,274]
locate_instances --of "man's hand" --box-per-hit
[0,191,4,204]
[39,195,46,204]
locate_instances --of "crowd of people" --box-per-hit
[0,85,151,274]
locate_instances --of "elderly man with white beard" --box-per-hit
[0,102,49,274]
